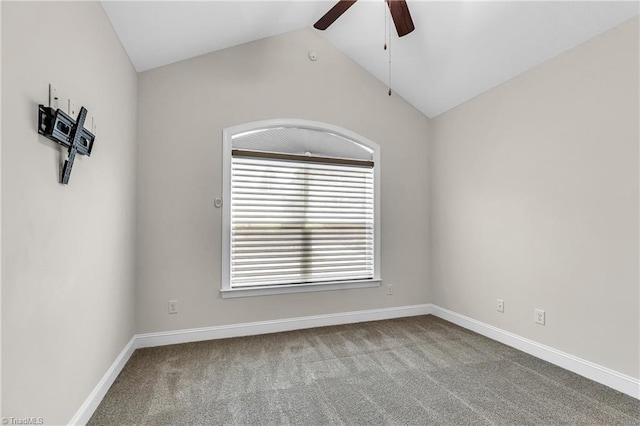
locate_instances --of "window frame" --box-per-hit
[221,119,381,298]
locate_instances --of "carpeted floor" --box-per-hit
[89,315,639,425]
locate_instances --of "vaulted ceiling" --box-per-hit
[102,1,638,118]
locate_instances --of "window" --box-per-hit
[221,120,381,298]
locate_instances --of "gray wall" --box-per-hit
[429,17,639,378]
[1,5,638,422]
[135,28,431,333]
[1,2,138,423]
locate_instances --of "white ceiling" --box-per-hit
[102,1,639,118]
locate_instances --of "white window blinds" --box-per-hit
[230,151,375,288]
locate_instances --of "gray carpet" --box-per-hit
[89,315,639,425]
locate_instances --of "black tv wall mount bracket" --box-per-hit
[38,104,95,184]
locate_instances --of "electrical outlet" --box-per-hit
[535,308,545,325]
[49,84,58,109]
[85,116,95,132]
[168,300,178,314]
[68,99,77,117]
[497,299,504,313]
[386,285,393,295]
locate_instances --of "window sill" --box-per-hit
[220,279,382,299]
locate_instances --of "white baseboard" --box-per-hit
[68,336,137,426]
[429,304,640,399]
[68,304,430,424]
[136,304,432,348]
[70,303,639,424]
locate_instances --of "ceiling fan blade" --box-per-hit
[387,0,415,37]
[314,0,358,30]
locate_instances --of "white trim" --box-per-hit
[136,304,431,348]
[68,336,137,425]
[429,304,640,399]
[68,305,428,424]
[221,126,232,297]
[70,303,639,424]
[225,119,379,159]
[221,119,382,297]
[220,279,381,298]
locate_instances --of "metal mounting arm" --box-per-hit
[38,105,95,184]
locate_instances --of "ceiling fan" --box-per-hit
[314,0,415,37]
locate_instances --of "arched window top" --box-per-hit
[225,119,379,163]
[221,119,381,298]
